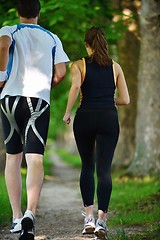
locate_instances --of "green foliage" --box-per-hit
[39,0,118,59]
[1,8,18,26]
[0,0,123,58]
[108,175,160,224]
[0,175,11,224]
[0,0,17,27]
[43,144,54,175]
[48,67,71,139]
[56,148,81,168]
[0,0,129,140]
[111,228,130,240]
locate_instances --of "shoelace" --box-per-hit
[81,211,94,224]
[81,211,86,218]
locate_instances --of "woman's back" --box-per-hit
[79,57,116,110]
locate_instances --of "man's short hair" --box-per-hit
[17,0,41,19]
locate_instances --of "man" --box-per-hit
[0,0,69,239]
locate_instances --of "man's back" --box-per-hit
[0,24,57,103]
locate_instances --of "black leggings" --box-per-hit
[73,109,119,213]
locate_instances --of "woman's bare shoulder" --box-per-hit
[113,60,123,75]
[113,60,121,69]
[70,59,83,71]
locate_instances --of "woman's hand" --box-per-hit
[63,113,71,124]
[63,62,82,125]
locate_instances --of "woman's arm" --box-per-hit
[63,62,81,124]
[114,62,130,105]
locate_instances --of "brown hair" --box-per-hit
[84,26,112,66]
[17,0,41,19]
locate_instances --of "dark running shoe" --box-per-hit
[19,210,35,240]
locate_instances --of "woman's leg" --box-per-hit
[94,118,119,238]
[73,112,96,212]
[95,110,119,220]
[73,111,96,233]
[96,134,114,217]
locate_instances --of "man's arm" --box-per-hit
[0,35,11,87]
[51,62,67,88]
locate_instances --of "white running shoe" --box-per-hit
[82,212,95,234]
[10,218,22,233]
[94,219,108,239]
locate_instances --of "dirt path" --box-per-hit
[0,151,101,240]
[35,153,91,240]
[0,149,144,240]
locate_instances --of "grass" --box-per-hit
[0,175,11,225]
[0,148,53,227]
[109,175,159,226]
[56,148,160,240]
[56,148,81,168]
[0,148,159,240]
[43,146,55,176]
[108,175,160,239]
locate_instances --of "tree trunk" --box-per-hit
[113,30,140,169]
[113,0,140,168]
[127,0,160,176]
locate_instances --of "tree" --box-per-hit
[112,0,141,168]
[128,0,160,176]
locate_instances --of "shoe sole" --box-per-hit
[94,229,106,239]
[19,217,34,240]
[83,226,95,234]
[10,228,21,234]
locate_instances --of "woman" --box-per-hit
[63,26,130,239]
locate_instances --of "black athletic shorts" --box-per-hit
[0,96,50,155]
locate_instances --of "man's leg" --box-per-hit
[19,154,44,239]
[5,152,23,220]
[25,153,44,215]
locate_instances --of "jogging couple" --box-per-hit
[0,0,129,239]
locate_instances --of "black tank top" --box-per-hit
[78,57,116,110]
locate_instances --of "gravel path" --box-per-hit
[0,152,99,240]
[0,148,144,240]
